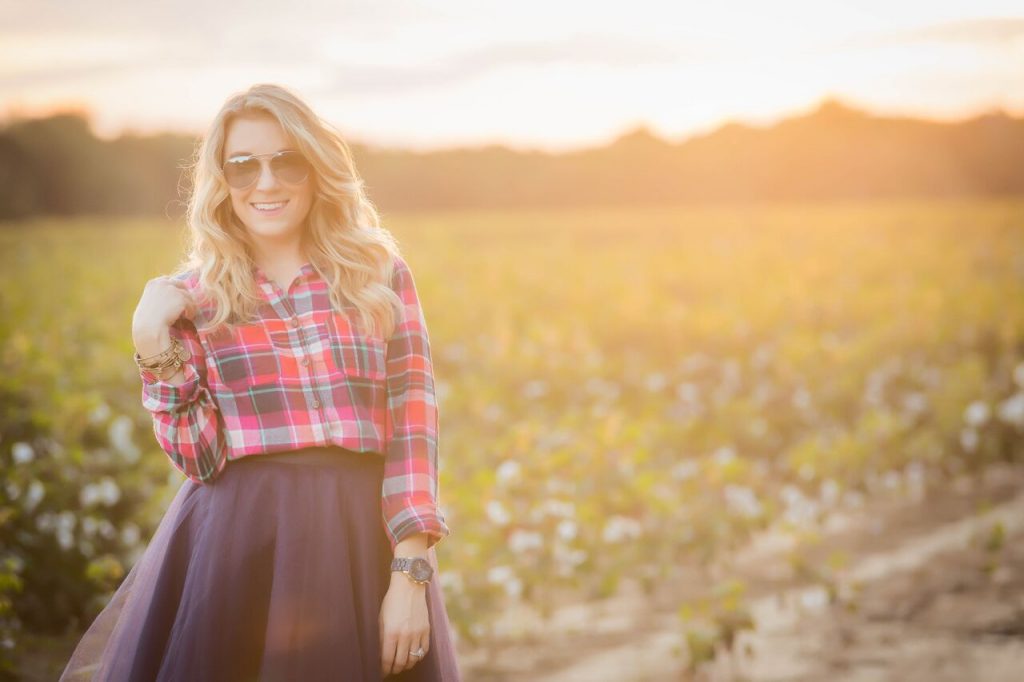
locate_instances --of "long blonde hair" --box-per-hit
[173,83,403,339]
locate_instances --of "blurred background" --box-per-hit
[2,2,1023,680]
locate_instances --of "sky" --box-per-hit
[1,1,1022,152]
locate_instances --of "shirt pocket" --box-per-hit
[208,321,281,390]
[326,310,387,382]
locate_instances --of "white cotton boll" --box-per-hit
[712,446,736,466]
[882,470,901,490]
[671,460,700,481]
[601,515,643,544]
[901,391,928,417]
[960,428,979,453]
[557,519,578,542]
[81,516,98,538]
[120,523,141,547]
[485,500,511,526]
[80,484,99,507]
[792,387,813,411]
[799,586,829,611]
[482,404,504,422]
[440,571,464,595]
[23,480,44,512]
[781,485,819,526]
[644,372,668,392]
[675,382,699,403]
[553,543,588,576]
[89,401,112,424]
[57,528,75,551]
[540,499,576,519]
[35,511,56,532]
[820,479,840,507]
[56,511,76,550]
[724,485,762,519]
[997,392,1024,429]
[507,529,544,553]
[963,400,990,427]
[441,343,468,363]
[109,415,140,463]
[781,485,804,507]
[12,442,34,464]
[495,460,521,486]
[521,380,548,400]
[97,478,121,506]
[487,565,514,585]
[752,343,774,369]
[504,577,524,599]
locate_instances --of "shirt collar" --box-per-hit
[251,260,317,288]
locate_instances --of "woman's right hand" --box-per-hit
[132,276,197,355]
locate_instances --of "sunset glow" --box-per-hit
[1,1,1022,150]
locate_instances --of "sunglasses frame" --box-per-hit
[221,150,312,189]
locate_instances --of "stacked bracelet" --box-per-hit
[134,337,191,381]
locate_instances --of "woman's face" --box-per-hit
[222,113,314,248]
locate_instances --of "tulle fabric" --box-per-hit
[60,446,461,681]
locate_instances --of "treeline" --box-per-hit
[1,97,1023,219]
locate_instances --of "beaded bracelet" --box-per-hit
[134,337,191,381]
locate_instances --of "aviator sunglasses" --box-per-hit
[222,150,312,189]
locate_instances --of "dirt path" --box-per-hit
[460,466,1024,681]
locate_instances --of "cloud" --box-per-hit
[314,33,690,96]
[849,16,1024,49]
[899,17,1024,44]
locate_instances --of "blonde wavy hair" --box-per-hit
[172,83,404,339]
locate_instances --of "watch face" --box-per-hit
[410,558,433,582]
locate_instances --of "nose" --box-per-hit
[254,160,280,191]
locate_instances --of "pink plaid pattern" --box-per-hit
[139,255,450,551]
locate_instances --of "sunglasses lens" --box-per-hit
[273,152,311,184]
[224,159,259,188]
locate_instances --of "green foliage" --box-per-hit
[2,198,1024,669]
[677,579,756,674]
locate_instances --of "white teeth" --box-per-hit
[252,201,287,210]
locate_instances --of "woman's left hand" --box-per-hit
[379,572,430,676]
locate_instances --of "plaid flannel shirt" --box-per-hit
[138,254,450,552]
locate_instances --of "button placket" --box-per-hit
[276,296,327,418]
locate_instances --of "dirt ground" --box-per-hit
[459,465,1024,681]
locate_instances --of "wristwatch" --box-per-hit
[391,556,433,585]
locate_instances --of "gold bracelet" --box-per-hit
[134,337,191,376]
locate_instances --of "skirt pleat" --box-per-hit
[60,446,461,682]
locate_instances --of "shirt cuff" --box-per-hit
[387,509,452,553]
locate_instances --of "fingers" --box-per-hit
[381,629,430,676]
[420,631,431,659]
[380,630,395,675]
[164,279,197,319]
[393,632,413,675]
[412,632,430,670]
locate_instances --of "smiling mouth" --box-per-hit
[251,200,289,212]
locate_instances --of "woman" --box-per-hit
[60,83,461,681]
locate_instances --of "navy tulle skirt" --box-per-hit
[59,446,461,681]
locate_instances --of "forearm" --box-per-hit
[393,531,429,558]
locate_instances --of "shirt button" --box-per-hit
[290,317,299,328]
[301,357,310,366]
[312,399,321,408]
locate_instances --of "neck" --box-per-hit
[248,232,308,274]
